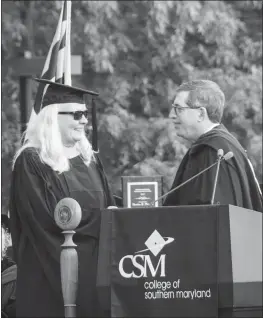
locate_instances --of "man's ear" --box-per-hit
[198,107,207,121]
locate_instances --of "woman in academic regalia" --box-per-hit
[1,214,17,318]
[9,78,115,318]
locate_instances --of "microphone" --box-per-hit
[152,149,234,206]
[217,148,224,159]
[223,151,234,161]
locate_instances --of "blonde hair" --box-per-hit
[1,226,12,258]
[13,104,94,173]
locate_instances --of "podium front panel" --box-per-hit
[98,206,219,317]
[228,205,262,308]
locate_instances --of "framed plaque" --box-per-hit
[121,176,163,208]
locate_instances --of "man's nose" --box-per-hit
[169,108,177,119]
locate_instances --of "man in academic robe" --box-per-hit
[164,80,262,212]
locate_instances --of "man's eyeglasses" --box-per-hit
[58,110,89,120]
[172,104,201,115]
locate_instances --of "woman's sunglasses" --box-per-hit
[58,110,89,120]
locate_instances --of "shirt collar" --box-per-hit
[203,123,220,135]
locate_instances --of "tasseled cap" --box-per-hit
[34,78,99,108]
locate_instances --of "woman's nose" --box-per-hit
[80,115,88,124]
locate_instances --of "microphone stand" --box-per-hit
[152,150,233,206]
[152,160,221,205]
[210,156,222,204]
[210,151,234,204]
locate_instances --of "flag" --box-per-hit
[31,0,72,116]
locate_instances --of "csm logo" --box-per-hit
[119,230,174,278]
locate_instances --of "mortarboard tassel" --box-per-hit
[92,97,98,152]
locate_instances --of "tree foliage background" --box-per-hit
[2,0,262,213]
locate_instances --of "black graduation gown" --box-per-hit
[9,148,115,318]
[164,124,262,212]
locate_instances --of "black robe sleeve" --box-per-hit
[94,153,116,207]
[9,149,64,270]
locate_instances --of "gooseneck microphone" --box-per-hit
[222,151,234,161]
[152,149,234,206]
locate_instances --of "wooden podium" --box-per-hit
[96,205,262,317]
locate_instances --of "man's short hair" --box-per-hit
[176,80,225,123]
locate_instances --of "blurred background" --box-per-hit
[1,0,262,214]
